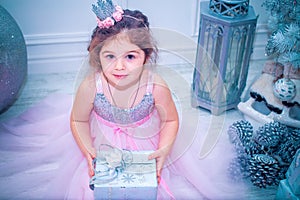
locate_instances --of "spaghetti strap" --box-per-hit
[146,72,154,94]
[95,72,103,93]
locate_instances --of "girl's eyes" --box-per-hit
[103,53,138,61]
[105,54,115,59]
[126,54,136,60]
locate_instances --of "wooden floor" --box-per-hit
[0,60,279,199]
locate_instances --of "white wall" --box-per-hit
[0,0,269,74]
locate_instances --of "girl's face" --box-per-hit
[99,35,146,89]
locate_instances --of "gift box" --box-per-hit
[90,148,157,200]
[275,179,300,200]
[286,149,300,195]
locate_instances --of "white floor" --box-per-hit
[0,60,278,199]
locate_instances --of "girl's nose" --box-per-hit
[114,58,125,70]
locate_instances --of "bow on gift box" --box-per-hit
[89,144,133,190]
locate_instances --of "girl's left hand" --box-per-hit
[148,146,171,184]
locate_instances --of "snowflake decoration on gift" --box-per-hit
[121,174,136,183]
[137,175,146,184]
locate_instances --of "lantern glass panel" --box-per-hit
[225,26,247,102]
[196,22,225,103]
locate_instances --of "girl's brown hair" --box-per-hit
[88,9,158,69]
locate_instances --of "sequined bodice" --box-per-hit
[93,73,155,124]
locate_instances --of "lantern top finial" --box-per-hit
[209,0,249,18]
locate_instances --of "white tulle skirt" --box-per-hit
[0,93,249,200]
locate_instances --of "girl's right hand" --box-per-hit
[85,148,97,177]
[148,145,171,184]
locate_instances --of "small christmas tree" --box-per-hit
[262,0,300,101]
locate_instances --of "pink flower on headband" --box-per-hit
[97,5,124,29]
[112,12,122,22]
[112,6,124,22]
[115,5,123,13]
[97,17,115,29]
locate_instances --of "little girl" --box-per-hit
[70,4,180,198]
[0,0,249,199]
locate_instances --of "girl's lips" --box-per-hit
[113,74,127,79]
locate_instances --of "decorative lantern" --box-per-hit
[192,0,257,115]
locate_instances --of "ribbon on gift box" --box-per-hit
[89,144,133,190]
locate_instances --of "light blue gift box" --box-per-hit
[275,149,300,200]
[286,149,300,195]
[275,179,300,200]
[92,150,157,200]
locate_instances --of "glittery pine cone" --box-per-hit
[228,155,251,182]
[289,127,300,141]
[277,138,300,164]
[228,120,253,148]
[253,121,288,149]
[245,140,263,156]
[249,154,281,188]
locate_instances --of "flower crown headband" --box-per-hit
[92,0,147,29]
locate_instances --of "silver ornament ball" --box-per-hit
[273,78,296,101]
[0,5,27,113]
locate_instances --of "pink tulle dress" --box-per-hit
[0,71,249,200]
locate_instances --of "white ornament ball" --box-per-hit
[273,78,296,101]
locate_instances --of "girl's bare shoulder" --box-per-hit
[77,72,97,95]
[152,72,168,88]
[152,72,171,97]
